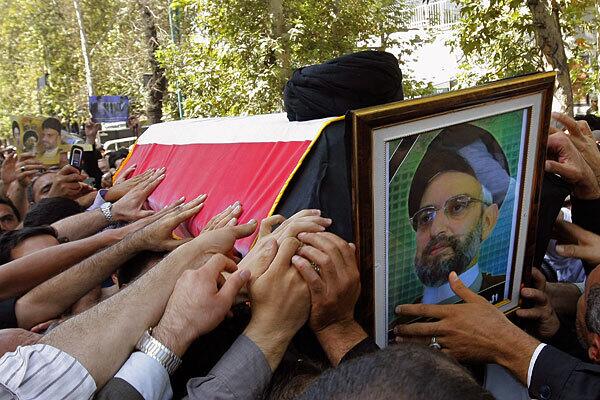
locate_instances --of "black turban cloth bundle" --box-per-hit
[284,51,404,121]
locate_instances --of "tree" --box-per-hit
[451,0,599,114]
[0,0,168,135]
[157,0,424,119]
[137,0,168,124]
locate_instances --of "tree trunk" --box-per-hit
[73,0,94,97]
[527,0,574,115]
[138,0,167,124]
[269,0,290,92]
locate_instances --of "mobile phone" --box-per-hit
[69,145,84,171]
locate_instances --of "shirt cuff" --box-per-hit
[0,344,96,399]
[87,189,109,211]
[115,352,172,400]
[527,343,547,388]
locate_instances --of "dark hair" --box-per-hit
[0,197,21,222]
[108,148,129,169]
[265,347,325,400]
[116,251,167,286]
[42,117,62,133]
[23,197,83,227]
[586,284,600,335]
[0,226,57,265]
[297,344,494,400]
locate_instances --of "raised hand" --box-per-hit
[395,272,540,385]
[515,268,560,340]
[554,219,600,265]
[292,232,360,333]
[243,237,310,370]
[152,254,251,356]
[258,209,332,244]
[47,165,91,199]
[14,153,45,188]
[130,194,207,252]
[201,201,243,232]
[292,232,366,365]
[105,167,153,202]
[239,209,332,280]
[1,154,18,186]
[546,130,600,200]
[552,112,600,187]
[84,120,101,144]
[111,167,166,222]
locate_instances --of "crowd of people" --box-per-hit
[0,57,599,399]
[0,111,594,400]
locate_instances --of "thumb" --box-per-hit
[448,272,487,304]
[258,215,286,237]
[531,267,546,290]
[219,269,251,302]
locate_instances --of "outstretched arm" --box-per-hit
[15,197,203,330]
[52,168,165,240]
[39,221,257,388]
[0,229,121,300]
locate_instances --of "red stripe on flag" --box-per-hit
[125,140,312,253]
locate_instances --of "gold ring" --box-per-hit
[310,261,320,274]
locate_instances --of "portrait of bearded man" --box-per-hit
[407,123,510,305]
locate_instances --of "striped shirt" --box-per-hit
[0,344,96,400]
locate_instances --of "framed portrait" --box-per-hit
[349,72,555,347]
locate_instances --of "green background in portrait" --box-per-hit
[386,109,525,323]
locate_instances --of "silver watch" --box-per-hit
[135,329,182,375]
[100,202,114,223]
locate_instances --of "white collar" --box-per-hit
[422,264,482,304]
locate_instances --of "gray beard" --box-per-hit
[414,220,483,288]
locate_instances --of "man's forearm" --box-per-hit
[39,241,210,388]
[0,230,119,300]
[316,320,368,366]
[16,233,146,329]
[242,321,294,371]
[494,329,541,385]
[52,208,109,241]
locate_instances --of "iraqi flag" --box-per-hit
[116,113,341,253]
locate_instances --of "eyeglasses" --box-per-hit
[410,194,490,231]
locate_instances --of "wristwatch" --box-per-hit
[100,202,114,223]
[135,329,182,375]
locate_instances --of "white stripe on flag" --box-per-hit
[137,113,341,145]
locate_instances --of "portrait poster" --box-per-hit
[89,96,129,123]
[349,73,556,347]
[12,116,74,166]
[12,116,43,155]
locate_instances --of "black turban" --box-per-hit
[284,51,404,122]
[408,123,510,219]
[42,117,62,133]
